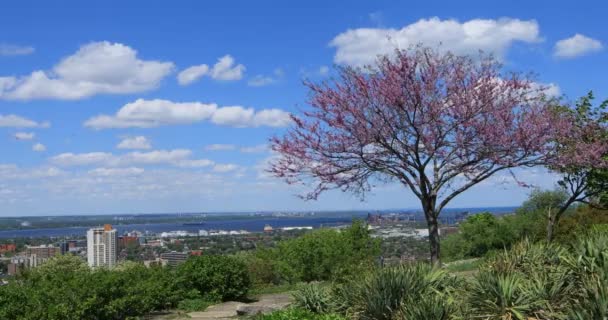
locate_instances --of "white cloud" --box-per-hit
[0,114,50,128]
[50,152,114,166]
[541,83,561,98]
[205,144,236,151]
[13,132,35,140]
[0,41,174,100]
[49,149,220,170]
[88,167,144,177]
[84,98,291,129]
[554,34,603,58]
[32,143,46,152]
[318,66,330,76]
[174,159,215,168]
[117,136,152,150]
[121,149,192,165]
[209,55,245,80]
[247,68,284,87]
[330,17,541,66]
[240,144,268,153]
[177,55,245,85]
[177,64,209,85]
[213,164,239,173]
[248,75,275,87]
[248,109,292,127]
[0,44,35,56]
[211,107,293,128]
[85,99,217,129]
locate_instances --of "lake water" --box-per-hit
[0,207,517,239]
[0,217,354,239]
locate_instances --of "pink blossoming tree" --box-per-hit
[545,92,608,242]
[270,47,565,264]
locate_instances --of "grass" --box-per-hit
[176,298,216,312]
[250,283,301,296]
[443,258,480,275]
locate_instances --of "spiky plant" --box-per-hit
[468,271,535,320]
[397,292,455,320]
[293,282,334,314]
[567,232,608,319]
[334,264,458,320]
[569,275,608,320]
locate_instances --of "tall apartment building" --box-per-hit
[87,224,117,268]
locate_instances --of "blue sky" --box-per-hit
[0,0,606,216]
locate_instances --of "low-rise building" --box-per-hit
[0,244,16,254]
[160,251,188,267]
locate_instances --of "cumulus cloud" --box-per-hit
[177,64,209,85]
[0,41,174,100]
[240,144,268,153]
[117,136,152,150]
[174,159,215,168]
[32,143,47,152]
[209,55,245,80]
[88,167,144,177]
[13,132,35,140]
[49,149,221,170]
[0,164,64,180]
[330,17,541,66]
[205,144,236,151]
[84,98,291,129]
[0,44,35,56]
[248,75,275,87]
[247,68,284,87]
[0,114,50,128]
[177,55,245,85]
[554,34,603,58]
[212,163,239,173]
[50,152,114,166]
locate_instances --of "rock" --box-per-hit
[236,304,286,316]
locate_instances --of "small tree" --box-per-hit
[270,47,563,264]
[545,92,608,242]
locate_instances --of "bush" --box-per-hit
[177,298,215,312]
[177,254,251,301]
[293,283,334,314]
[254,220,380,285]
[255,308,347,320]
[442,212,519,261]
[0,256,187,320]
[333,264,458,320]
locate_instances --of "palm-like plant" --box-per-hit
[468,272,535,320]
[334,264,458,320]
[293,282,335,314]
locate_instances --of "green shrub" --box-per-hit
[0,256,187,320]
[567,232,608,319]
[249,220,380,285]
[333,264,458,320]
[177,254,251,301]
[255,308,346,320]
[468,272,535,319]
[397,293,455,320]
[293,283,334,314]
[177,298,215,312]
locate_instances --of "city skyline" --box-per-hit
[1,1,607,215]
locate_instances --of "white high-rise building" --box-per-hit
[87,224,117,268]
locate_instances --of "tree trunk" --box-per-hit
[546,210,556,243]
[427,215,441,266]
[546,204,570,243]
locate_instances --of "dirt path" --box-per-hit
[151,293,293,320]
